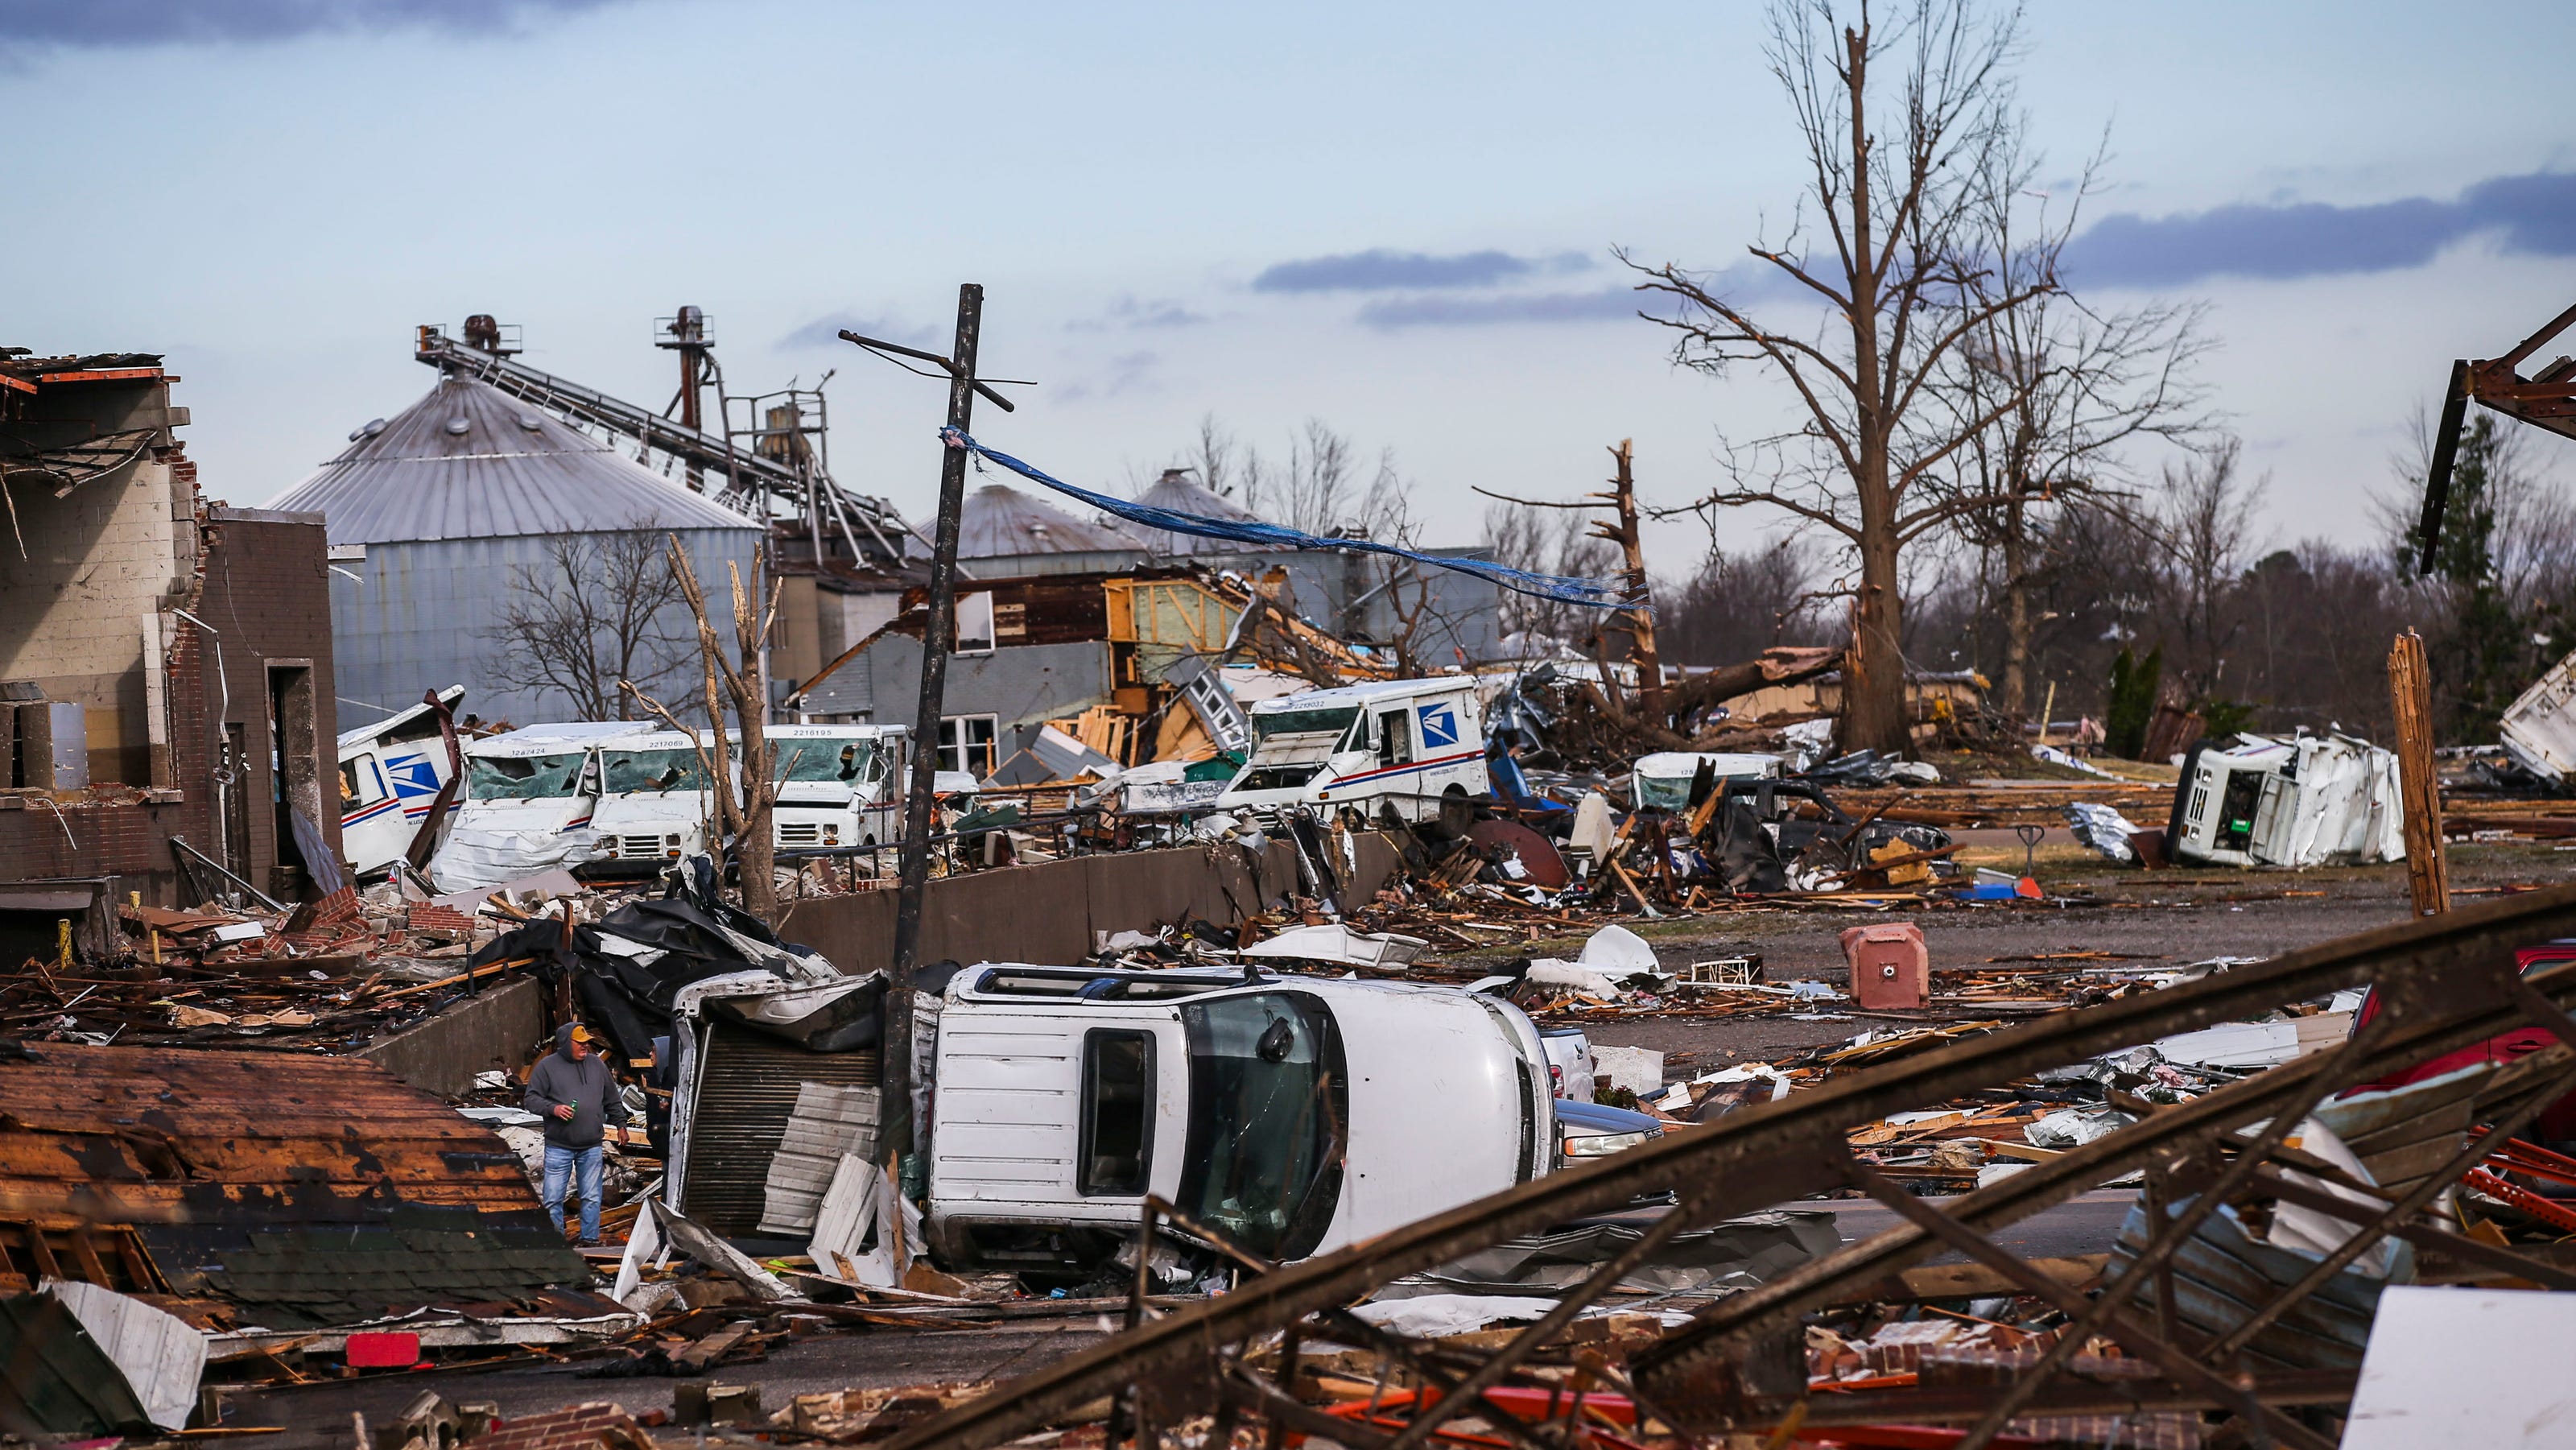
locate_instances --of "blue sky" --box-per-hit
[7,0,2574,575]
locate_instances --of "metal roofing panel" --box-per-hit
[270,374,763,544]
[958,483,1144,558]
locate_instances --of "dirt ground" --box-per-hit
[1509,840,2575,1069]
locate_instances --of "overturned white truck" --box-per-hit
[661,957,1564,1274]
[2165,733,2405,868]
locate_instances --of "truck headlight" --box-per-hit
[1563,1129,1656,1158]
[822,825,840,844]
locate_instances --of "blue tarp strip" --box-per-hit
[937,427,1645,612]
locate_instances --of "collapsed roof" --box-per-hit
[0,1041,598,1330]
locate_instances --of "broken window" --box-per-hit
[1177,992,1347,1260]
[939,715,998,778]
[601,747,711,794]
[1376,709,1413,769]
[464,751,589,800]
[1078,1030,1154,1196]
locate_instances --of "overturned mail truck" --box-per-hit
[336,685,464,877]
[2166,733,2404,868]
[1215,677,1488,829]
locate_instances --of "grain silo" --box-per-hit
[271,372,762,728]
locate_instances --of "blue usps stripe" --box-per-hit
[1418,704,1459,749]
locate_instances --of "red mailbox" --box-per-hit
[1841,923,1929,1011]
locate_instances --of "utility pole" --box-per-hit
[881,285,985,1163]
[658,304,711,493]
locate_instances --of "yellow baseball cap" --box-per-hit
[568,1024,593,1043]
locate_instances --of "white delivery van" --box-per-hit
[588,729,728,875]
[336,685,464,878]
[1214,678,1488,828]
[2167,733,2405,869]
[769,724,907,853]
[427,722,646,891]
[925,963,1553,1270]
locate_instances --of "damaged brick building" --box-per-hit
[0,352,342,914]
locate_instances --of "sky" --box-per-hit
[6,0,2575,580]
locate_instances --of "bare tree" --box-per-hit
[1481,500,1620,652]
[484,528,692,720]
[1626,0,2057,754]
[1182,412,1244,498]
[2153,439,2268,700]
[622,538,782,921]
[1926,128,2211,721]
[1241,419,1381,537]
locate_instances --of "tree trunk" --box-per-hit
[1836,22,1909,758]
[1999,494,2031,721]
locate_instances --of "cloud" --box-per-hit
[1054,350,1160,403]
[0,0,627,48]
[1253,248,1593,293]
[1356,287,1646,328]
[1067,295,1208,332]
[2065,169,2576,288]
[782,311,941,352]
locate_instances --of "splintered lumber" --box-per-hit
[2389,630,2450,916]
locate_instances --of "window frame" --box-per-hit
[955,591,997,656]
[1075,1027,1157,1197]
[938,714,1000,778]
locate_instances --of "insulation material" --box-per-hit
[758,1082,881,1235]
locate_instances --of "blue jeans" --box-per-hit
[543,1143,604,1242]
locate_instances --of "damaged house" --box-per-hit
[0,351,345,908]
[788,564,1385,776]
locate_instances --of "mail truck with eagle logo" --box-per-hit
[1215,677,1488,832]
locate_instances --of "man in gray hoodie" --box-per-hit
[525,1023,617,1244]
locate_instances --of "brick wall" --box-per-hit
[0,499,341,906]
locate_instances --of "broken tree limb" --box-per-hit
[2389,629,2450,916]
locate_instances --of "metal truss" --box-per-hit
[885,885,2576,1450]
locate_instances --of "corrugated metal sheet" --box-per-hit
[325,527,758,725]
[680,1020,881,1237]
[960,483,1143,558]
[270,374,762,544]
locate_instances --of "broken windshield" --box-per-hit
[601,747,711,794]
[1177,991,1347,1260]
[1252,706,1360,746]
[773,739,873,784]
[464,752,588,801]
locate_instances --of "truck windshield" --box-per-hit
[1253,707,1359,744]
[465,752,588,800]
[1177,992,1347,1260]
[773,739,873,783]
[601,747,710,794]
